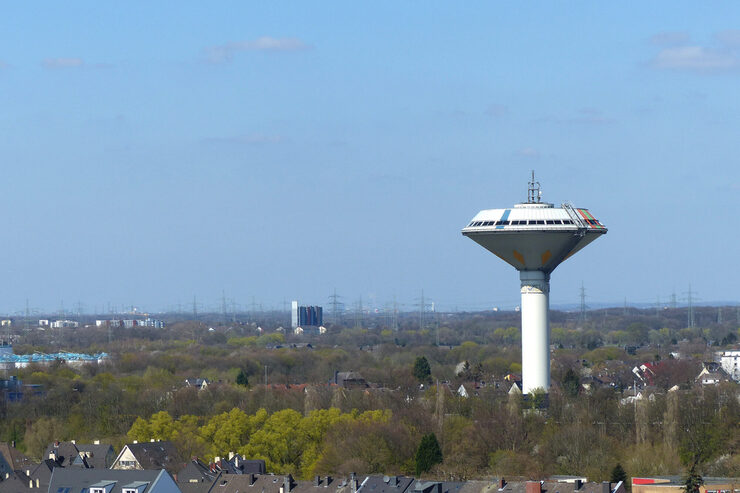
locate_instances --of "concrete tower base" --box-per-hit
[520,270,550,394]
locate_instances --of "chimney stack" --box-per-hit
[325,476,332,488]
[602,482,611,493]
[248,473,256,486]
[315,476,321,487]
[284,475,294,493]
[575,480,583,491]
[499,479,506,490]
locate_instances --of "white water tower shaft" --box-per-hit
[462,173,607,394]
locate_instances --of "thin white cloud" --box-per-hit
[651,46,739,72]
[205,36,311,63]
[42,57,85,69]
[649,31,690,46]
[647,30,740,73]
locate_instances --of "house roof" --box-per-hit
[76,444,115,469]
[358,475,415,493]
[177,460,217,483]
[0,471,32,493]
[0,442,37,476]
[48,468,176,493]
[209,473,355,493]
[116,442,183,474]
[45,442,85,468]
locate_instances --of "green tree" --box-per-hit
[415,433,443,476]
[149,411,176,440]
[127,417,153,442]
[236,368,249,387]
[172,415,206,460]
[684,464,703,493]
[413,356,431,383]
[240,408,304,474]
[200,408,253,456]
[562,368,580,397]
[610,463,627,484]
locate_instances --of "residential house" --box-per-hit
[48,468,180,493]
[0,443,36,479]
[354,477,626,493]
[206,473,354,493]
[45,440,115,469]
[111,442,183,475]
[695,362,732,386]
[333,371,368,389]
[184,379,209,391]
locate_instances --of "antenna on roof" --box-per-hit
[527,170,541,203]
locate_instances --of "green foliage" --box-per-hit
[149,411,177,440]
[127,417,152,442]
[610,463,627,484]
[255,333,285,347]
[684,464,703,493]
[562,368,580,397]
[412,356,431,382]
[236,368,249,386]
[528,388,547,409]
[227,336,257,347]
[415,433,442,476]
[201,408,254,456]
[240,408,304,473]
[582,346,626,364]
[24,417,68,460]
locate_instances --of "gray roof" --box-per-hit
[208,473,355,493]
[359,476,415,493]
[45,442,82,468]
[0,471,32,493]
[49,468,175,493]
[120,442,183,474]
[0,443,36,475]
[43,442,114,470]
[75,444,116,470]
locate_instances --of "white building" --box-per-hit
[718,350,740,382]
[291,301,299,329]
[50,320,80,329]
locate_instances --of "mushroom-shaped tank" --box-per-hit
[461,201,606,274]
[461,174,607,395]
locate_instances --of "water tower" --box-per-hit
[462,173,607,394]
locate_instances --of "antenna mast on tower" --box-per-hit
[528,171,542,203]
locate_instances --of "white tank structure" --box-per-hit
[461,173,607,394]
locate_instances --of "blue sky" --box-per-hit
[1,3,738,314]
